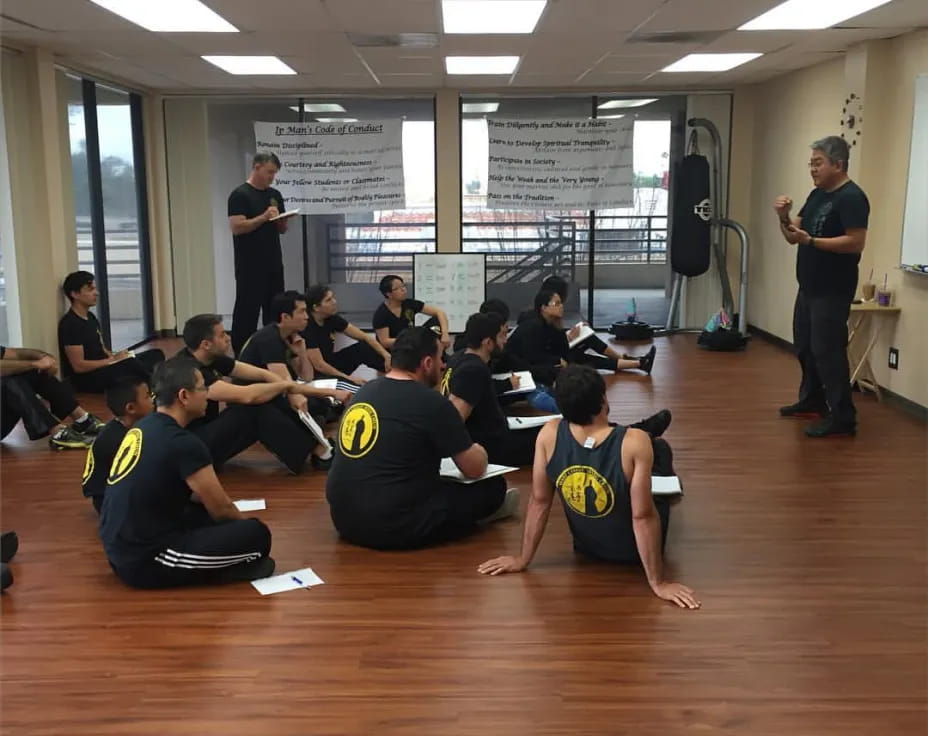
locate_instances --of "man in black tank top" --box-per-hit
[479,365,700,610]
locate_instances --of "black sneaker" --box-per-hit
[804,418,856,438]
[779,401,828,418]
[638,346,657,376]
[1,531,18,563]
[635,409,672,437]
[311,453,332,471]
[49,425,93,450]
[74,413,105,436]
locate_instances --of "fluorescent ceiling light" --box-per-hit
[289,104,348,113]
[462,102,500,113]
[597,114,625,119]
[316,118,358,123]
[662,53,761,72]
[442,0,546,33]
[89,0,238,32]
[445,56,520,75]
[597,98,657,109]
[202,56,296,75]
[739,0,892,30]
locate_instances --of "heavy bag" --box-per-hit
[610,320,653,341]
[670,133,711,277]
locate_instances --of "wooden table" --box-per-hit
[848,302,901,400]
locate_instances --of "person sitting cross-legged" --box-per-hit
[373,275,451,352]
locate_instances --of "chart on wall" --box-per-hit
[253,120,405,215]
[486,118,634,210]
[901,74,928,273]
[413,254,486,333]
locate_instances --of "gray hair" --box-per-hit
[811,136,850,172]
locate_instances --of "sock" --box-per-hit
[74,413,92,429]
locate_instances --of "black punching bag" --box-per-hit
[670,132,711,277]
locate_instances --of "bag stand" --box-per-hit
[661,117,750,338]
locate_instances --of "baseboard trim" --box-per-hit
[155,329,177,339]
[748,324,927,422]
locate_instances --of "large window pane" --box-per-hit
[64,74,95,283]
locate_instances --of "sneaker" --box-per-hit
[310,453,332,472]
[804,418,856,438]
[636,409,672,437]
[779,401,828,418]
[49,425,92,450]
[637,346,657,376]
[479,488,521,524]
[73,413,105,436]
[1,531,18,563]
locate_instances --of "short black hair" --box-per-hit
[151,356,200,408]
[62,271,95,302]
[541,275,568,301]
[479,298,510,322]
[464,312,505,349]
[306,284,332,312]
[555,364,606,425]
[379,275,403,296]
[391,326,440,372]
[253,152,281,169]
[270,291,306,324]
[182,314,223,350]
[534,289,558,314]
[105,378,148,417]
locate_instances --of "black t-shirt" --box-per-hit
[227,182,285,275]
[174,347,236,428]
[797,180,870,299]
[505,314,567,385]
[441,352,507,443]
[372,299,425,339]
[238,324,294,376]
[303,314,349,365]
[99,412,213,568]
[58,310,108,378]
[326,378,473,534]
[81,418,128,500]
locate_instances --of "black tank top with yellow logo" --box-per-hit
[546,420,637,562]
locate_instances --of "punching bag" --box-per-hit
[670,132,711,277]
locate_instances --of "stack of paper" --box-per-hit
[269,208,301,222]
[440,458,518,484]
[491,370,536,396]
[568,323,595,349]
[233,499,266,512]
[507,414,561,430]
[651,476,683,495]
[298,410,333,454]
[251,567,324,596]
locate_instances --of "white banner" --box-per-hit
[486,118,634,210]
[253,120,405,214]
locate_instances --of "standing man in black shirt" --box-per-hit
[372,275,451,352]
[304,284,391,385]
[58,271,164,392]
[326,327,516,550]
[228,152,290,355]
[775,136,869,437]
[100,357,274,589]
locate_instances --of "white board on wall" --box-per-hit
[901,74,928,271]
[413,254,486,333]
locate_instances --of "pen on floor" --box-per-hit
[291,575,304,586]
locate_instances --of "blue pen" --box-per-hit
[291,575,304,586]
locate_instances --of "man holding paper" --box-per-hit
[326,327,517,550]
[479,364,699,611]
[228,152,292,355]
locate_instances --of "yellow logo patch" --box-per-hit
[82,447,95,484]
[107,428,143,485]
[338,403,379,458]
[439,367,453,397]
[555,465,615,518]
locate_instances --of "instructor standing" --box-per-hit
[774,136,869,438]
[228,152,290,355]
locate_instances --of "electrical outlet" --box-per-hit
[888,347,899,370]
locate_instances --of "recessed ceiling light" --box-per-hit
[202,56,297,75]
[662,53,762,72]
[445,56,520,75]
[597,114,626,119]
[739,0,892,30]
[316,118,359,123]
[442,0,546,33]
[597,98,657,110]
[89,0,238,32]
[462,102,500,113]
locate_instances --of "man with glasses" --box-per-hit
[774,136,869,438]
[373,275,451,352]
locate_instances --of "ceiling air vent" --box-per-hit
[347,33,439,48]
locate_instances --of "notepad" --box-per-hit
[234,499,266,512]
[651,476,683,495]
[440,458,518,484]
[492,370,536,396]
[507,414,561,430]
[298,410,333,454]
[269,208,300,222]
[568,323,595,349]
[251,567,324,596]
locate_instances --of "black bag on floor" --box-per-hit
[697,328,749,351]
[610,320,654,341]
[670,131,712,278]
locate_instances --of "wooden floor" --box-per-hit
[2,334,925,735]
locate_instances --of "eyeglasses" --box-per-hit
[547,301,563,308]
[808,159,827,170]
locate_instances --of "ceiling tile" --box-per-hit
[639,0,782,33]
[209,0,334,31]
[356,48,442,74]
[537,0,663,33]
[324,0,438,33]
[837,0,928,29]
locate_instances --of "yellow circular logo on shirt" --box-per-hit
[338,403,379,458]
[555,465,614,518]
[107,428,143,485]
[82,447,95,483]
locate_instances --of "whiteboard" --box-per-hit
[901,74,928,270]
[413,253,486,333]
